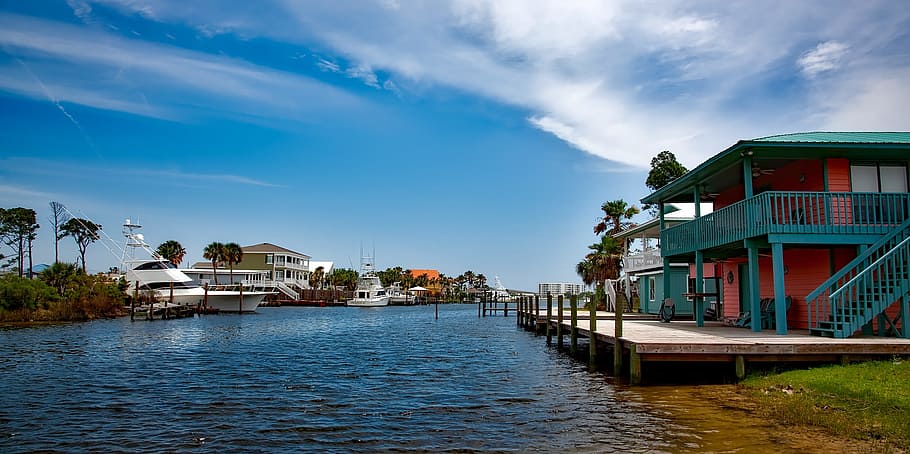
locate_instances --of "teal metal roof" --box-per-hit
[753,132,910,143]
[641,131,910,205]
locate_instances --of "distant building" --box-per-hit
[538,282,584,297]
[409,269,441,295]
[192,242,312,300]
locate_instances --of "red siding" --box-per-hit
[751,159,825,192]
[827,158,851,191]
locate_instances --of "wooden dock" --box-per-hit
[516,297,910,385]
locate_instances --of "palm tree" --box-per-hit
[575,260,594,289]
[203,242,225,285]
[156,240,187,266]
[40,262,81,296]
[309,266,325,289]
[476,273,487,289]
[222,242,243,285]
[594,199,640,235]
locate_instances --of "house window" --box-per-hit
[648,277,655,302]
[850,164,908,193]
[266,254,273,264]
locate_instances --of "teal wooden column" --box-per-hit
[900,294,909,339]
[695,250,704,327]
[659,202,671,308]
[742,154,754,198]
[747,244,761,332]
[693,185,704,327]
[771,242,788,334]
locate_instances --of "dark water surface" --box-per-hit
[2,305,785,452]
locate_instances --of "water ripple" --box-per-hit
[2,305,696,452]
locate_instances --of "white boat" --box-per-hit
[347,256,389,307]
[121,219,271,313]
[491,276,512,302]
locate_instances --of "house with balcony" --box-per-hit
[614,203,716,316]
[236,243,311,300]
[640,132,910,338]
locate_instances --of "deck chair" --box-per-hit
[761,296,792,329]
[735,298,774,328]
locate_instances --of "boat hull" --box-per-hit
[146,288,270,312]
[347,296,390,307]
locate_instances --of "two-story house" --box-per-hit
[640,132,909,338]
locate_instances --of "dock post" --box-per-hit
[203,283,209,310]
[239,283,244,314]
[735,355,746,381]
[630,344,641,385]
[614,290,623,376]
[557,294,564,349]
[517,297,521,326]
[534,295,540,332]
[570,295,577,355]
[477,298,481,317]
[435,299,438,320]
[546,292,553,345]
[589,296,597,370]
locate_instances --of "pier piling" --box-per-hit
[570,295,577,355]
[546,292,552,345]
[588,297,597,370]
[557,295,564,350]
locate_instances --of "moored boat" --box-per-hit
[347,256,389,307]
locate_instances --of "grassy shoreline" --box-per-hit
[740,359,910,450]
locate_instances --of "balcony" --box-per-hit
[623,249,663,273]
[662,191,910,256]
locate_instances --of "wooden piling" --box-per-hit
[570,295,577,355]
[534,294,539,327]
[239,284,244,314]
[435,300,438,319]
[735,355,746,380]
[589,296,597,369]
[203,283,209,309]
[630,344,641,385]
[546,292,552,345]
[614,290,623,376]
[556,294,564,349]
[477,298,481,317]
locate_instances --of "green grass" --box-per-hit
[742,359,910,448]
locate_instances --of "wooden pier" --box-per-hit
[517,297,910,385]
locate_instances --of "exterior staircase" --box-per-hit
[807,219,910,338]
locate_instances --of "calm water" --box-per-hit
[1,305,783,452]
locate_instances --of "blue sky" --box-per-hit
[1,1,909,290]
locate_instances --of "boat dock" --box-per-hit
[511,296,910,385]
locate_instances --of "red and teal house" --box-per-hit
[640,132,910,338]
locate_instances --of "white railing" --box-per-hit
[623,249,663,273]
[275,281,299,300]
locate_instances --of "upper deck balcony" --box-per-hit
[623,249,663,273]
[661,191,910,256]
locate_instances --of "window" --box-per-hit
[850,163,908,193]
[648,277,655,302]
[266,254,273,264]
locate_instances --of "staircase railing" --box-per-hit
[276,281,299,300]
[826,236,910,336]
[806,218,910,333]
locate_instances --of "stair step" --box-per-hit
[809,328,836,337]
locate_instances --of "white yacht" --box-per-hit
[347,256,389,307]
[121,219,271,313]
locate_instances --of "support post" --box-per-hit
[203,283,209,310]
[239,283,244,314]
[695,249,704,327]
[589,294,597,370]
[771,242,788,334]
[901,294,909,339]
[546,292,553,345]
[517,296,521,326]
[534,294,539,326]
[747,244,761,332]
[735,355,746,381]
[614,294,623,376]
[570,295,578,355]
[629,344,641,385]
[557,295,564,349]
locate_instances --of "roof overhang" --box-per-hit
[641,138,910,205]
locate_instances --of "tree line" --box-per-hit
[0,202,102,276]
[576,150,687,310]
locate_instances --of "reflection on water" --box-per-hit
[1,305,817,452]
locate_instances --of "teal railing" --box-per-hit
[805,219,910,336]
[662,192,910,256]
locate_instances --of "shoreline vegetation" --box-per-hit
[0,265,127,324]
[739,359,910,450]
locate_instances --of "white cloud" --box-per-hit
[345,64,380,88]
[0,13,365,124]
[18,0,910,167]
[798,41,849,78]
[66,0,94,23]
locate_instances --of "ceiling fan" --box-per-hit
[751,164,775,177]
[700,190,719,200]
